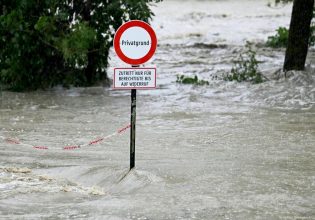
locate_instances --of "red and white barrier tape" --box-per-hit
[0,124,131,151]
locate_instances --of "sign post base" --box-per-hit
[130,89,136,170]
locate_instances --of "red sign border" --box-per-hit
[114,20,157,65]
[113,67,157,90]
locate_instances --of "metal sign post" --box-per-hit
[130,89,136,169]
[130,65,139,169]
[113,20,157,170]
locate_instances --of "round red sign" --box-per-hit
[114,20,157,65]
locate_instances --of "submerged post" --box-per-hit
[113,20,157,171]
[130,88,136,170]
[130,64,139,170]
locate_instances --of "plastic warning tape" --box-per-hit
[0,124,130,151]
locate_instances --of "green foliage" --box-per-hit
[266,27,289,48]
[266,9,315,48]
[59,22,96,65]
[0,0,161,91]
[224,42,264,84]
[176,75,209,86]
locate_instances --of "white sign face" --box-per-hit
[120,27,151,60]
[114,20,157,65]
[113,68,156,90]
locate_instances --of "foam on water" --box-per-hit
[0,167,107,199]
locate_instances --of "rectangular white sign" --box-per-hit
[113,68,156,90]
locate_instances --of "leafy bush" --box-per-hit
[0,0,161,91]
[266,27,289,48]
[176,75,209,85]
[224,42,264,84]
[266,9,315,48]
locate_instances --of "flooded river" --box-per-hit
[1,0,314,219]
